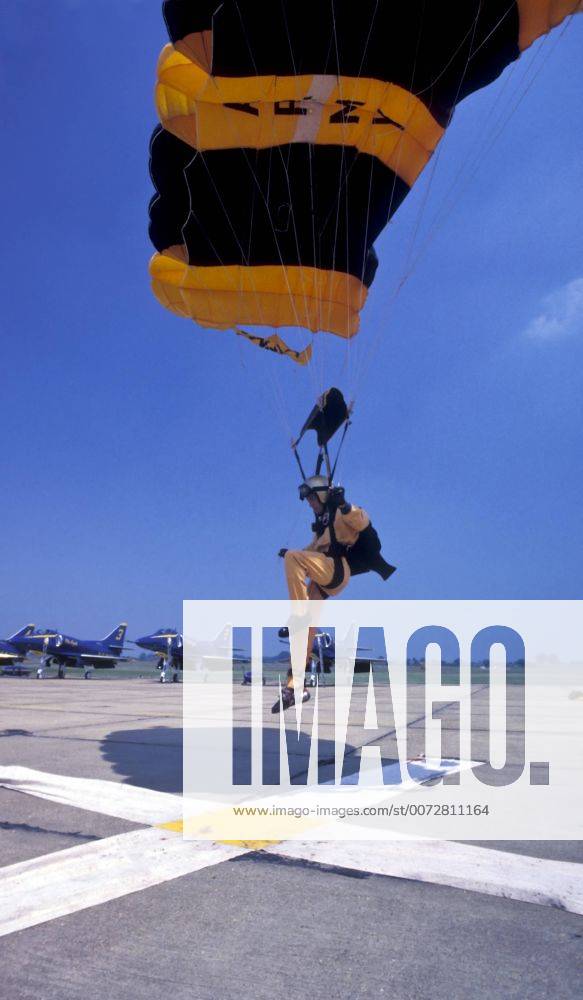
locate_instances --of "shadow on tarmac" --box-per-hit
[100,726,183,793]
[100,724,369,793]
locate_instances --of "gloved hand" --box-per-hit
[278,548,288,558]
[327,485,346,510]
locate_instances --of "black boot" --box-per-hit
[271,686,311,714]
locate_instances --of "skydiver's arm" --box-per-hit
[337,504,370,532]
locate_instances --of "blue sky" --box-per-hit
[1,3,581,640]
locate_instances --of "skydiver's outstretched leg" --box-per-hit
[272,580,333,713]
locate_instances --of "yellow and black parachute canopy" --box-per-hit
[149,1,582,352]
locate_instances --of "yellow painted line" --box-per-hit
[159,819,183,833]
[158,820,279,850]
[220,840,280,850]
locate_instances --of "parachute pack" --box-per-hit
[344,524,396,581]
[327,511,396,583]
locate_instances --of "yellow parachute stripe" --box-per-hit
[149,253,366,338]
[155,47,444,188]
[517,0,582,50]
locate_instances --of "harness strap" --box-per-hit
[321,507,348,591]
[324,556,347,591]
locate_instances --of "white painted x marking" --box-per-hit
[1,765,582,938]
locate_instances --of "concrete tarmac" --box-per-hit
[0,676,581,1000]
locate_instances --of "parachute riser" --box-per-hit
[292,445,308,482]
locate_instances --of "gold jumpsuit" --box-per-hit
[284,505,370,601]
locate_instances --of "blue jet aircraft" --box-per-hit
[135,628,183,684]
[28,624,128,679]
[0,624,37,675]
[135,627,248,684]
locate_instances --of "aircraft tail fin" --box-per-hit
[103,623,128,649]
[8,623,36,641]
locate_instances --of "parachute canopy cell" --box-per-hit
[149,1,581,350]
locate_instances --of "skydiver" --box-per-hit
[273,475,395,712]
